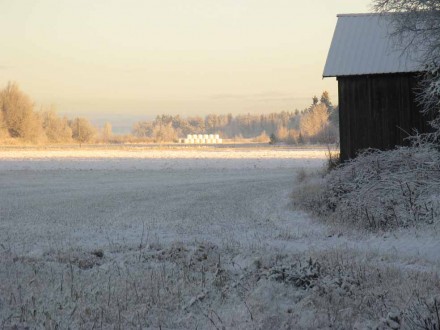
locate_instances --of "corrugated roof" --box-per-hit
[323,13,423,77]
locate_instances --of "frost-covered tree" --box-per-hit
[300,103,330,142]
[0,82,45,142]
[205,114,218,133]
[0,105,7,138]
[132,120,153,138]
[70,117,96,145]
[152,122,177,142]
[102,122,112,142]
[41,107,72,143]
[373,1,440,140]
[275,125,289,141]
[320,91,333,111]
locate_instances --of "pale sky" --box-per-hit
[0,0,371,132]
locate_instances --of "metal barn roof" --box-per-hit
[323,13,423,77]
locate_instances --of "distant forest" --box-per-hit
[132,92,339,144]
[0,81,338,145]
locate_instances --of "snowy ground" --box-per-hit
[0,148,439,329]
[0,147,325,170]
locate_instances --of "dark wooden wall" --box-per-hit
[338,73,432,161]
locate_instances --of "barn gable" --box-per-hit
[323,13,431,161]
[323,13,423,77]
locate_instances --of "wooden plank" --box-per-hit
[338,78,350,161]
[337,73,431,161]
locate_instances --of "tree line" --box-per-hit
[0,82,110,144]
[0,81,339,144]
[132,92,339,144]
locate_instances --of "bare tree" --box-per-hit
[373,1,440,140]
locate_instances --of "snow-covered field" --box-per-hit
[0,148,325,170]
[0,148,439,329]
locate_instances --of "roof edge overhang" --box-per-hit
[336,12,397,18]
[323,70,425,79]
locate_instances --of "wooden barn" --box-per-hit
[323,13,432,161]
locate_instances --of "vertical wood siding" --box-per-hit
[338,73,432,160]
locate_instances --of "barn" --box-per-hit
[323,13,432,161]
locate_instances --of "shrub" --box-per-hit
[253,130,270,143]
[325,145,341,173]
[293,144,440,230]
[405,295,440,330]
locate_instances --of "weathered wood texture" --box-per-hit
[338,73,432,161]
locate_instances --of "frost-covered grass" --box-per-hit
[0,147,326,170]
[293,145,440,230]
[0,149,439,329]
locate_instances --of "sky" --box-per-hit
[0,0,371,132]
